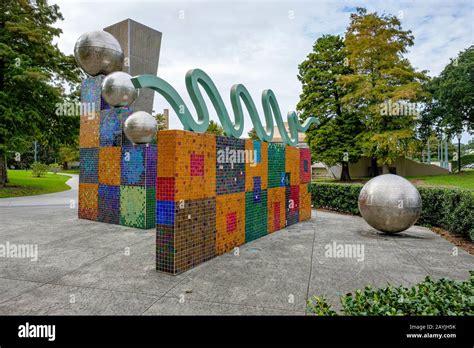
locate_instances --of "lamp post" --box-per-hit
[457,132,462,173]
[427,138,431,164]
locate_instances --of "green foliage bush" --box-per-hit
[311,183,362,215]
[311,183,474,240]
[451,154,474,172]
[31,162,49,178]
[49,163,61,174]
[307,272,474,315]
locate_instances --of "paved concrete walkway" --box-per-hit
[0,183,472,315]
[0,174,78,208]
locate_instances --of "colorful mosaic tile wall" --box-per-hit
[78,75,156,229]
[156,130,312,274]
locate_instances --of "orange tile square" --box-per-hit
[78,183,98,220]
[245,139,268,191]
[215,192,245,255]
[267,187,286,233]
[79,114,100,148]
[285,145,300,186]
[98,146,121,185]
[299,184,311,221]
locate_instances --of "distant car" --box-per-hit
[463,163,474,169]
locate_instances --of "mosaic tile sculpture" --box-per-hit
[78,77,312,273]
[155,130,312,274]
[78,75,156,229]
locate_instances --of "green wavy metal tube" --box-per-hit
[131,69,319,146]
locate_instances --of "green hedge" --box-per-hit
[451,154,474,172]
[311,183,474,241]
[307,271,474,315]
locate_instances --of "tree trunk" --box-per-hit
[369,157,379,177]
[0,149,7,187]
[340,161,351,182]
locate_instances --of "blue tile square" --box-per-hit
[156,201,175,226]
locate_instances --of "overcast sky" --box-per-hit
[52,0,473,143]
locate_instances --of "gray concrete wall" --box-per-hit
[348,157,449,178]
[104,19,162,114]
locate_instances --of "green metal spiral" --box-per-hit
[131,68,319,146]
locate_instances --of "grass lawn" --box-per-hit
[59,169,80,174]
[408,170,474,190]
[313,170,474,191]
[0,170,72,198]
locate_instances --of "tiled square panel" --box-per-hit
[98,147,121,186]
[286,185,300,226]
[79,148,98,184]
[173,197,216,274]
[300,147,311,183]
[267,187,286,233]
[299,183,312,221]
[216,193,245,255]
[245,139,268,191]
[216,136,245,195]
[78,183,98,220]
[285,145,300,186]
[98,184,120,224]
[268,143,285,188]
[245,190,268,242]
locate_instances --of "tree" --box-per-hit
[420,46,473,172]
[297,35,363,181]
[206,120,224,136]
[247,128,259,140]
[340,8,429,175]
[0,0,81,186]
[58,141,79,169]
[425,46,473,136]
[153,112,167,131]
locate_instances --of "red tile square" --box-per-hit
[274,202,280,231]
[190,153,204,176]
[226,212,237,233]
[156,177,175,201]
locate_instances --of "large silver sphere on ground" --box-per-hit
[101,72,138,107]
[358,174,422,233]
[124,111,157,144]
[74,31,124,76]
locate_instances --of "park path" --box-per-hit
[0,180,472,314]
[0,174,78,208]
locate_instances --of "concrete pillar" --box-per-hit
[104,19,162,114]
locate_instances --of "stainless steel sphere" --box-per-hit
[101,72,138,107]
[358,174,422,233]
[124,111,157,144]
[74,31,124,76]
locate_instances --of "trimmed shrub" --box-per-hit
[307,271,474,316]
[311,183,474,240]
[311,183,362,215]
[49,163,61,174]
[451,154,474,172]
[31,162,49,178]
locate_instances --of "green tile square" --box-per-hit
[245,190,268,242]
[120,185,146,228]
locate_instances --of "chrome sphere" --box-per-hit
[101,72,138,107]
[74,31,124,76]
[358,174,422,233]
[124,111,157,144]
